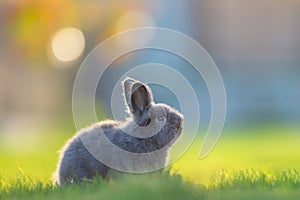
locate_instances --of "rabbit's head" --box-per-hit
[123,78,183,148]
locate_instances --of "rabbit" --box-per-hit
[54,77,183,185]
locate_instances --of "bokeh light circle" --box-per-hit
[51,27,85,62]
[115,10,156,47]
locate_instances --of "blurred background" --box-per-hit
[0,0,299,181]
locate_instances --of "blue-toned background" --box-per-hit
[0,0,299,180]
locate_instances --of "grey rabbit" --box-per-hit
[54,78,183,185]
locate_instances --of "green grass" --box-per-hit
[1,124,300,199]
[1,169,300,200]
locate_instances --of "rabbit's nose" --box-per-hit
[176,119,182,129]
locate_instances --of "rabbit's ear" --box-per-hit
[123,78,153,126]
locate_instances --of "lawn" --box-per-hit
[1,169,300,200]
[0,123,300,199]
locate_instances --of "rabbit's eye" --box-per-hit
[158,116,165,121]
[139,118,151,126]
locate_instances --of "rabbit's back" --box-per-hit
[56,121,118,185]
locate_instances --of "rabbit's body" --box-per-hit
[55,78,183,185]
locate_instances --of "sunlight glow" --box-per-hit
[115,10,156,47]
[51,27,85,62]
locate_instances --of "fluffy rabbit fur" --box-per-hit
[54,78,183,185]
